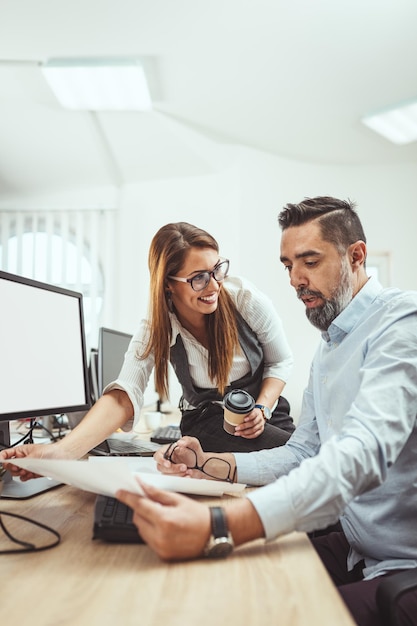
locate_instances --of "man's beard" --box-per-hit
[297,258,353,332]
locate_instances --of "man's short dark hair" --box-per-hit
[278,196,366,254]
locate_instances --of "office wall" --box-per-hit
[2,145,415,414]
[110,146,417,416]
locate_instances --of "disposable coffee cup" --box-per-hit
[223,389,255,434]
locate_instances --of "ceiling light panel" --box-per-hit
[362,100,417,145]
[41,58,152,111]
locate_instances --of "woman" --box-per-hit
[113,222,294,452]
[0,222,294,474]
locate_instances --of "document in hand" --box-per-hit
[8,456,246,498]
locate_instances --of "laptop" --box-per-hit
[89,437,161,457]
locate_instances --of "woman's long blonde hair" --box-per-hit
[142,222,239,399]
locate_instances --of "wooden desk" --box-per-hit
[0,485,355,626]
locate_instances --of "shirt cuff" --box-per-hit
[102,381,143,429]
[246,477,296,541]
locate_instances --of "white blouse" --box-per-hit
[104,276,293,424]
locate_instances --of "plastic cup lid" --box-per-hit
[223,389,255,414]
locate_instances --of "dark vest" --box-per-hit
[170,311,264,409]
[169,312,294,453]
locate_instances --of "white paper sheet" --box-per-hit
[8,457,246,498]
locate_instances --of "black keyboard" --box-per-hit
[89,437,161,457]
[93,494,144,543]
[150,424,181,445]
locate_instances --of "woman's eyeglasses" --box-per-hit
[168,259,229,292]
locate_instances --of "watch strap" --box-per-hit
[204,506,234,558]
[210,506,229,539]
[254,404,271,420]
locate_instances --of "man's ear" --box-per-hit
[348,240,367,270]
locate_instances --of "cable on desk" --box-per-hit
[0,510,61,554]
[0,427,34,450]
[0,464,61,554]
[0,421,55,449]
[12,417,66,444]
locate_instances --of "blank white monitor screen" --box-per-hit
[0,271,90,420]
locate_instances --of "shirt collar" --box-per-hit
[169,312,182,345]
[322,276,384,344]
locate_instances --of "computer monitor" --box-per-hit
[0,270,91,498]
[97,327,132,399]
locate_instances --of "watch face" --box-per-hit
[205,506,234,558]
[263,406,271,419]
[256,404,271,419]
[207,537,234,558]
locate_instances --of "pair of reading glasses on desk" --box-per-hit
[164,443,236,483]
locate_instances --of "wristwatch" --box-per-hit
[255,404,271,420]
[204,506,234,558]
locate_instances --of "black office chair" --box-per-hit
[376,568,417,626]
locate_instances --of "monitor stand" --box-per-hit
[1,471,62,499]
[0,421,62,499]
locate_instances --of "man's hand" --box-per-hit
[117,480,211,561]
[154,436,207,479]
[117,479,265,561]
[154,436,236,483]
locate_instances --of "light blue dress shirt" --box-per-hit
[237,277,417,579]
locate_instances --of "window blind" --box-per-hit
[0,209,117,351]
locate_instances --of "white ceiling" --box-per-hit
[1,0,417,196]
